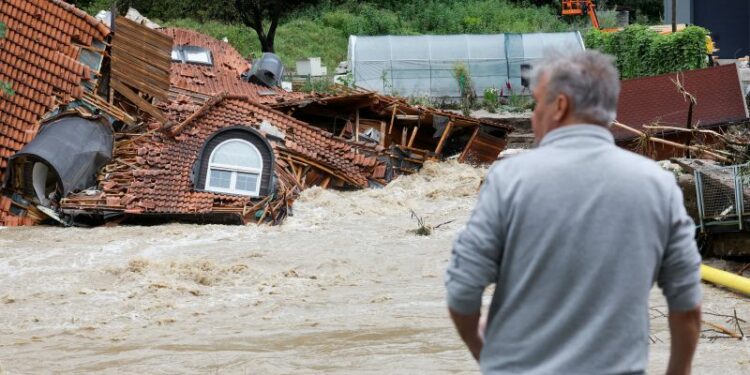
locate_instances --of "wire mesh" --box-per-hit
[348,32,584,99]
[696,164,747,222]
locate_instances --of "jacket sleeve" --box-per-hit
[445,164,506,315]
[658,183,702,312]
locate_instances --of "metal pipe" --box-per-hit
[701,264,750,296]
[671,0,677,33]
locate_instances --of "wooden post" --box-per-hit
[388,105,398,134]
[401,127,408,146]
[407,125,419,148]
[459,126,481,163]
[686,100,694,158]
[435,122,454,155]
[379,120,386,147]
[339,120,350,138]
[671,0,677,33]
[321,176,331,189]
[354,108,360,142]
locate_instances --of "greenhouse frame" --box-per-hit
[347,32,585,100]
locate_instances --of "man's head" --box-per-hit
[530,50,620,141]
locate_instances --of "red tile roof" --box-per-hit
[614,64,749,140]
[160,28,302,105]
[0,0,109,225]
[65,95,380,216]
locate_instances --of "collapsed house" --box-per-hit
[0,1,512,227]
[614,64,749,160]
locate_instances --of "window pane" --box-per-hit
[184,49,211,64]
[211,140,261,169]
[209,169,231,189]
[235,173,259,192]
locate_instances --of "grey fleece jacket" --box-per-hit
[445,124,702,375]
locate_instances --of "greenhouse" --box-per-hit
[347,32,585,100]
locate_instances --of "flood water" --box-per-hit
[0,161,748,374]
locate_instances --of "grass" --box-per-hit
[149,0,578,75]
[161,18,348,72]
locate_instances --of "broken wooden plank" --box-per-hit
[407,125,419,148]
[435,122,453,155]
[111,79,167,124]
[459,126,481,163]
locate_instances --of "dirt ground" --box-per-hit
[0,161,749,374]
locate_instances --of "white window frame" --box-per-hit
[171,46,214,66]
[205,139,263,197]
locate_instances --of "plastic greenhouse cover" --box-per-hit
[348,32,584,99]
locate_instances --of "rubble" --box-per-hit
[614,64,749,160]
[0,1,512,227]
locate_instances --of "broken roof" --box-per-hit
[161,28,302,105]
[62,94,381,218]
[614,64,749,140]
[0,0,110,226]
[0,0,109,171]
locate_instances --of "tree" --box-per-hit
[235,0,319,53]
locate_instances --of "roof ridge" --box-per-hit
[49,0,110,39]
[167,92,229,136]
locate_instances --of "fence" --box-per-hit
[694,163,750,232]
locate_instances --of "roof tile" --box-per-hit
[615,64,749,140]
[0,0,110,225]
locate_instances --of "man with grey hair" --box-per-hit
[445,50,701,374]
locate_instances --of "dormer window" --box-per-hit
[171,46,213,66]
[205,139,262,196]
[194,127,275,198]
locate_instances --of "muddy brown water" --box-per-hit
[0,161,749,374]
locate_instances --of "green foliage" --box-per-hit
[0,22,10,98]
[91,0,573,73]
[501,89,534,113]
[0,81,14,97]
[162,18,348,73]
[407,94,433,107]
[380,70,399,97]
[483,87,500,113]
[335,72,355,87]
[299,76,334,94]
[453,62,475,116]
[585,25,709,79]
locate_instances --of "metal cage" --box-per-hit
[694,163,750,232]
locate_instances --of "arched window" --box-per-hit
[205,139,263,196]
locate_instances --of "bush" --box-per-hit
[453,62,475,116]
[483,87,500,113]
[585,25,710,79]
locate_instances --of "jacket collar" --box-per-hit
[538,124,614,147]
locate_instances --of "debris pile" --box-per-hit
[613,64,749,161]
[0,1,513,227]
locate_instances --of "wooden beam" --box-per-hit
[354,108,360,143]
[388,105,398,134]
[396,115,421,121]
[111,79,167,124]
[435,122,454,155]
[339,120,350,138]
[459,126,481,163]
[407,125,419,148]
[321,176,331,189]
[402,127,408,146]
[379,120,386,147]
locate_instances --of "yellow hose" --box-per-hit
[701,264,750,296]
